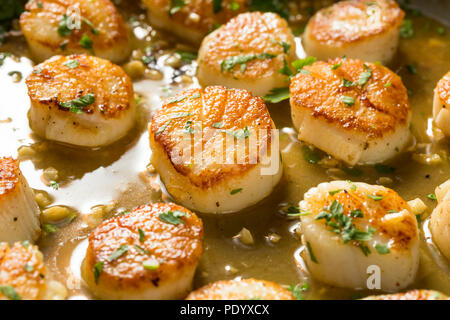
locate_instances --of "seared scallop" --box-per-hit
[363,289,448,300]
[81,202,203,300]
[299,180,419,292]
[142,0,247,45]
[20,0,129,63]
[0,157,40,244]
[186,279,295,300]
[433,70,450,137]
[290,57,411,165]
[197,12,297,97]
[26,54,136,148]
[149,86,283,214]
[303,0,404,64]
[0,241,67,300]
[429,179,450,261]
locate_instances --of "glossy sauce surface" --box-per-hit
[0,0,449,299]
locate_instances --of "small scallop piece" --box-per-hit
[0,157,40,244]
[81,203,203,300]
[186,279,295,300]
[0,242,67,300]
[26,54,136,147]
[142,0,247,45]
[149,86,283,214]
[197,12,297,97]
[363,290,449,300]
[20,0,130,63]
[433,70,450,137]
[299,180,419,292]
[303,0,404,64]
[290,57,411,165]
[430,179,450,261]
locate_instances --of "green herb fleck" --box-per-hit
[93,261,104,284]
[138,228,145,243]
[24,263,34,272]
[79,34,93,51]
[230,188,243,195]
[159,210,186,225]
[358,64,372,87]
[287,283,309,300]
[427,193,437,200]
[107,245,129,262]
[43,223,58,233]
[169,0,186,15]
[367,194,384,201]
[134,245,150,255]
[49,181,59,190]
[263,87,290,103]
[0,285,21,300]
[143,259,160,270]
[306,241,318,263]
[212,122,223,128]
[400,19,414,38]
[60,92,95,114]
[302,145,320,164]
[342,95,355,106]
[63,59,79,69]
[220,53,276,73]
[375,243,390,254]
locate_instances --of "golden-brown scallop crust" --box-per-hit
[363,289,449,300]
[150,86,274,188]
[310,186,417,250]
[200,12,296,80]
[143,0,248,36]
[436,70,450,105]
[308,0,404,45]
[290,58,410,138]
[0,242,46,300]
[26,54,133,119]
[85,203,203,290]
[0,157,20,197]
[20,0,128,53]
[186,279,296,300]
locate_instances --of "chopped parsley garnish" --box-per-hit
[21,240,30,248]
[60,92,95,114]
[167,112,194,119]
[292,56,316,73]
[225,126,251,140]
[169,0,186,15]
[230,188,243,195]
[37,2,43,9]
[400,19,414,38]
[248,0,289,19]
[155,121,171,135]
[230,2,240,10]
[287,283,309,300]
[212,122,223,128]
[82,18,99,35]
[138,228,145,243]
[263,87,290,103]
[343,78,356,87]
[159,210,186,225]
[358,64,372,87]
[143,259,160,270]
[427,193,437,200]
[134,245,150,255]
[107,245,129,262]
[168,94,199,104]
[342,95,355,106]
[43,223,58,233]
[93,261,104,284]
[220,53,276,73]
[7,70,22,81]
[213,0,223,13]
[302,145,320,164]
[350,209,363,218]
[0,285,21,300]
[437,27,446,35]
[49,181,59,190]
[329,189,342,196]
[384,81,392,88]
[176,50,197,62]
[367,194,384,201]
[315,200,376,256]
[184,120,194,134]
[285,206,311,217]
[375,243,390,254]
[79,34,93,51]
[271,38,291,54]
[57,14,80,37]
[278,57,293,76]
[331,62,342,70]
[306,241,318,263]
[63,59,79,69]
